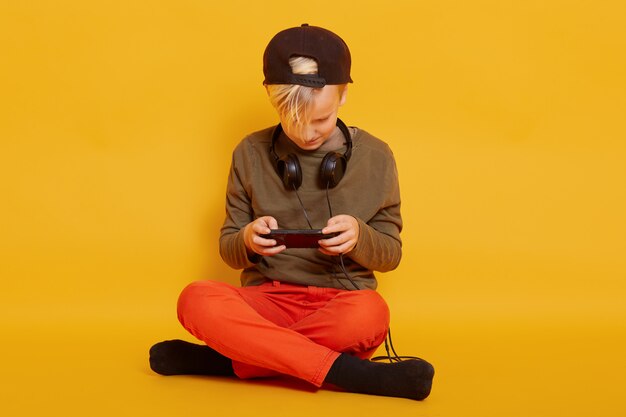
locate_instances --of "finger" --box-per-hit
[324,239,356,255]
[260,245,286,256]
[252,220,270,235]
[319,235,343,247]
[325,215,342,227]
[322,227,357,244]
[267,216,279,230]
[322,223,348,235]
[253,235,276,247]
[318,240,341,253]
[318,247,334,256]
[338,241,356,253]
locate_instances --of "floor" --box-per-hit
[3,314,624,417]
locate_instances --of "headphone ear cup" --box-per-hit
[277,153,302,190]
[320,152,347,188]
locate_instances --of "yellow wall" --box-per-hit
[2,1,625,322]
[2,1,626,416]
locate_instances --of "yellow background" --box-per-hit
[1,1,625,416]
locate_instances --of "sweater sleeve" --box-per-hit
[347,145,403,272]
[348,209,402,272]
[218,144,260,269]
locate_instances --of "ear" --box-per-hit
[339,84,348,106]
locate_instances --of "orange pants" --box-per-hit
[177,280,390,387]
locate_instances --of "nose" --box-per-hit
[302,124,317,142]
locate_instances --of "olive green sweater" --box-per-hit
[219,123,402,290]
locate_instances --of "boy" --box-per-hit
[149,24,434,401]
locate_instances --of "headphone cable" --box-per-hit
[277,128,421,363]
[371,327,425,363]
[302,178,420,363]
[326,182,360,291]
[293,183,313,229]
[327,183,423,363]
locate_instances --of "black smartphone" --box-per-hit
[260,229,339,248]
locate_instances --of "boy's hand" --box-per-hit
[243,216,286,256]
[319,215,360,255]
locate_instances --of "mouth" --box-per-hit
[303,138,321,146]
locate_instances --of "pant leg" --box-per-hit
[290,286,390,358]
[177,280,339,387]
[232,284,390,380]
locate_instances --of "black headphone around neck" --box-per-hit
[270,118,353,190]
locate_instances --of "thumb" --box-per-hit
[326,216,340,226]
[266,216,279,230]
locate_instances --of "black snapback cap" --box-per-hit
[263,24,353,88]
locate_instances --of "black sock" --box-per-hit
[149,339,234,376]
[325,353,435,401]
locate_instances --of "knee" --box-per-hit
[176,280,230,328]
[348,290,390,330]
[332,290,390,351]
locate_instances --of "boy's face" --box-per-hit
[280,85,348,151]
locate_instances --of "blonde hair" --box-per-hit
[266,57,346,129]
[266,57,318,128]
